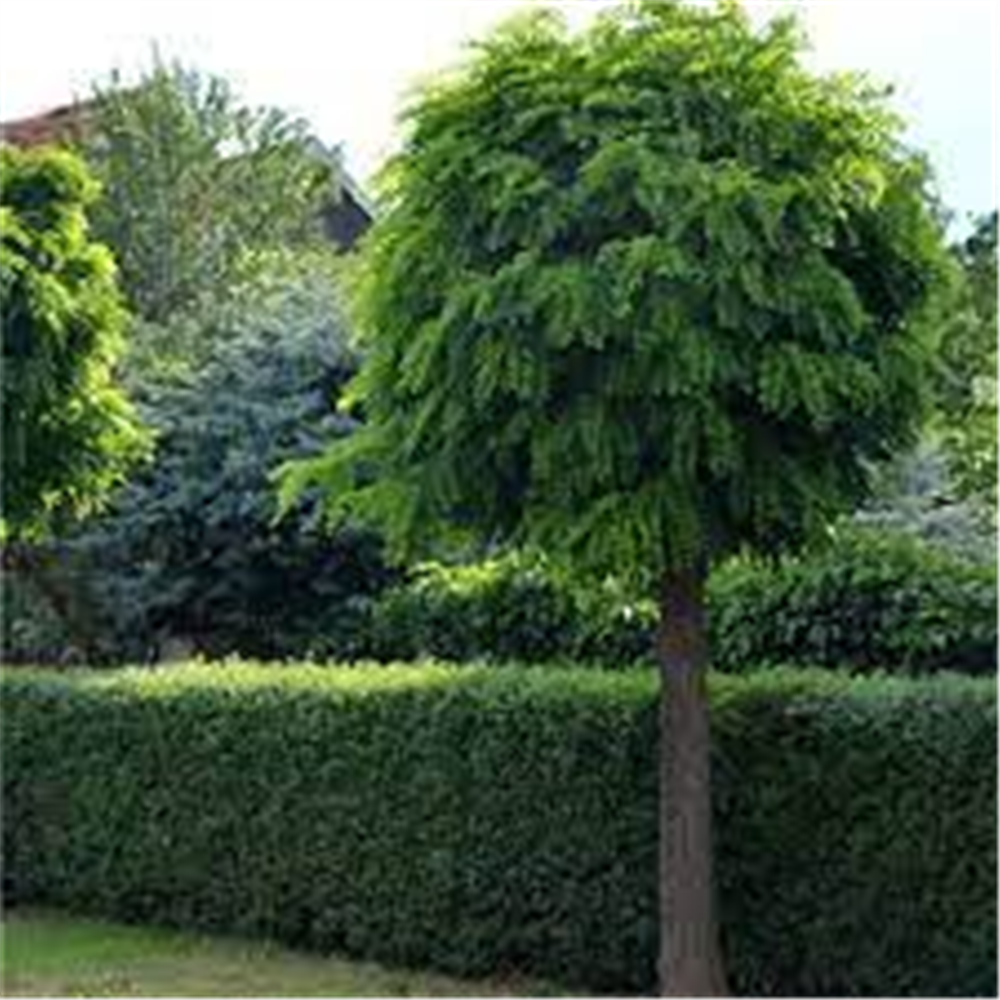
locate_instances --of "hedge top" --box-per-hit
[5,659,993,708]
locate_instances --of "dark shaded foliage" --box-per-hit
[4,664,994,997]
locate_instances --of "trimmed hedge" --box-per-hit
[2,663,995,996]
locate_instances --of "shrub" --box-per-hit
[333,528,996,676]
[362,554,652,665]
[709,525,997,674]
[3,663,994,996]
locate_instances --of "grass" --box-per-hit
[0,909,568,997]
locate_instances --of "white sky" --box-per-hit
[0,0,995,224]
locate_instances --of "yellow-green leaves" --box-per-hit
[1,147,149,540]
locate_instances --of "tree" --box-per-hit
[936,212,997,513]
[2,60,368,661]
[854,441,993,562]
[82,58,334,326]
[854,214,997,553]
[281,4,948,994]
[1,146,147,542]
[11,253,391,663]
[1,146,148,658]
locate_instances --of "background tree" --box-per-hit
[857,213,997,550]
[1,146,148,657]
[3,253,391,664]
[83,57,335,328]
[854,438,994,560]
[936,212,997,513]
[1,61,381,663]
[282,3,949,994]
[75,255,390,661]
[1,146,147,542]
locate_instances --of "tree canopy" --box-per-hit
[83,58,335,325]
[284,1,949,588]
[1,146,148,541]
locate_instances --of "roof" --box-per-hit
[0,100,373,250]
[0,101,92,147]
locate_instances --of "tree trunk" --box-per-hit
[657,562,729,997]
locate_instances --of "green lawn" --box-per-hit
[0,910,567,997]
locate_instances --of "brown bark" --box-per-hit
[657,562,729,997]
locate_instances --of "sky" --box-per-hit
[0,0,995,226]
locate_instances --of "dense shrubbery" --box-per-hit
[6,520,994,673]
[710,526,997,674]
[335,527,996,675]
[0,571,74,665]
[3,663,994,996]
[359,554,652,665]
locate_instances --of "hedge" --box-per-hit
[2,663,995,996]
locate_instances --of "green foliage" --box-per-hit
[84,58,334,327]
[5,58,378,659]
[364,555,574,662]
[708,525,997,674]
[362,554,651,664]
[935,213,997,513]
[0,146,148,540]
[284,1,948,586]
[324,529,993,675]
[3,663,994,996]
[3,83,378,660]
[10,257,392,662]
[0,571,73,665]
[855,441,995,564]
